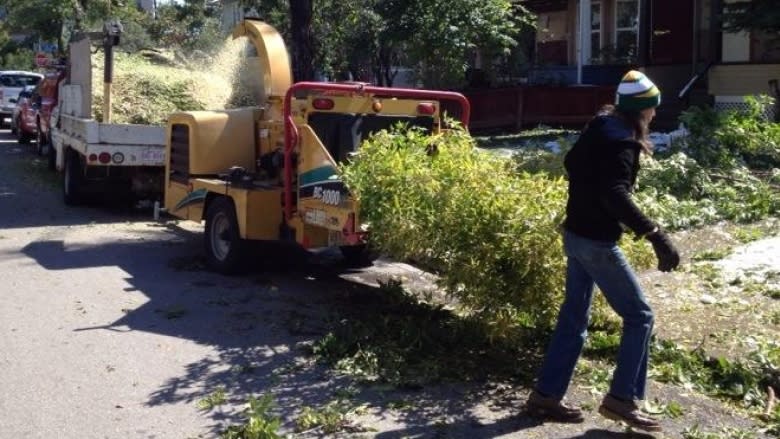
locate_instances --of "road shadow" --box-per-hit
[0,129,162,229]
[17,221,552,436]
[12,222,461,433]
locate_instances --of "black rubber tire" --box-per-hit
[36,128,47,156]
[339,244,378,266]
[63,150,85,206]
[47,142,56,171]
[17,123,32,145]
[204,197,247,275]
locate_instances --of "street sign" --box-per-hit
[35,52,49,67]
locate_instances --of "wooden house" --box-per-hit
[516,0,780,129]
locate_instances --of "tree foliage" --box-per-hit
[722,0,780,34]
[341,125,653,332]
[1,0,531,89]
[239,0,533,88]
[0,0,224,66]
[146,0,224,54]
[0,0,140,54]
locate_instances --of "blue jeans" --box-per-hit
[535,230,654,401]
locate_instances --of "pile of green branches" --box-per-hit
[341,125,653,333]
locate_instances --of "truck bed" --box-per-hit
[54,113,166,167]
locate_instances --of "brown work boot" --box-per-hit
[526,390,585,423]
[598,394,662,432]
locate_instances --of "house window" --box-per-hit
[590,1,602,62]
[615,0,639,63]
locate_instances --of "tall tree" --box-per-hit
[375,0,531,89]
[289,0,314,81]
[0,0,140,55]
[722,0,780,34]
[235,0,533,88]
[147,0,223,53]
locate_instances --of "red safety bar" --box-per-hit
[282,81,471,223]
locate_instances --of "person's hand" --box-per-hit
[646,229,680,272]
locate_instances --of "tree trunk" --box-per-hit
[57,19,65,57]
[289,0,314,81]
[73,0,88,32]
[375,45,395,87]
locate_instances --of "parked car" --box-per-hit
[10,85,36,141]
[0,71,43,128]
[34,70,67,164]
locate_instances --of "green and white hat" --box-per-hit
[615,70,661,112]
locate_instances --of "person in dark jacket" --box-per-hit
[526,70,680,432]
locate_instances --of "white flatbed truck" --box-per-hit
[52,29,166,205]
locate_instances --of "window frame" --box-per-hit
[589,0,603,64]
[613,0,639,64]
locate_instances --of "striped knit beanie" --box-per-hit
[615,70,661,112]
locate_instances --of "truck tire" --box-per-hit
[205,197,247,274]
[63,150,85,206]
[17,123,32,145]
[36,128,48,156]
[47,142,56,171]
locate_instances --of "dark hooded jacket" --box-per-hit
[563,114,656,242]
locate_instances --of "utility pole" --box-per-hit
[102,20,123,123]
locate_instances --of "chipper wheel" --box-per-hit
[339,244,378,267]
[205,197,247,274]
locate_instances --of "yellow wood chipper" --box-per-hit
[162,19,471,273]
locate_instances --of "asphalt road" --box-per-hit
[0,129,772,439]
[0,129,437,438]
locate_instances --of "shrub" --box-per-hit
[679,96,780,170]
[2,48,35,71]
[636,153,779,229]
[341,125,653,332]
[507,145,778,231]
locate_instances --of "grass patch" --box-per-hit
[221,394,282,439]
[309,279,545,388]
[575,361,611,393]
[692,247,733,261]
[682,425,759,439]
[650,338,779,416]
[733,226,770,244]
[295,401,354,434]
[687,263,724,289]
[576,327,780,431]
[197,386,227,410]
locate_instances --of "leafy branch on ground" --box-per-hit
[220,394,283,439]
[340,125,653,334]
[197,386,227,411]
[309,279,545,387]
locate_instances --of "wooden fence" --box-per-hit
[442,85,617,132]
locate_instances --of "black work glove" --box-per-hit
[646,229,680,272]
